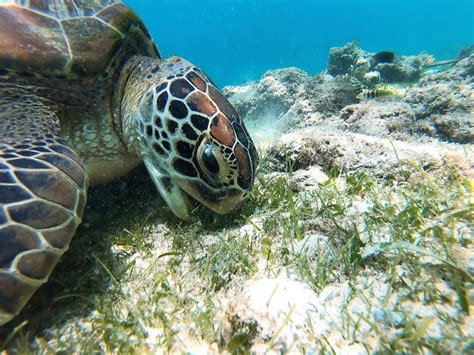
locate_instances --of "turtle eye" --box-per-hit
[202,144,219,175]
[197,138,227,180]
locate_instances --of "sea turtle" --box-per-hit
[0,0,258,325]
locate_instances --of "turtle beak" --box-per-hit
[144,156,244,220]
[144,157,195,220]
[176,179,245,215]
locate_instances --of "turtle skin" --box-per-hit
[0,95,88,325]
[0,0,159,325]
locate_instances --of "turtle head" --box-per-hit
[122,56,258,220]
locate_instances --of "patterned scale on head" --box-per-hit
[122,56,258,220]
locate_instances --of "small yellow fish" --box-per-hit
[357,85,405,100]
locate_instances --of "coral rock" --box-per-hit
[327,41,430,83]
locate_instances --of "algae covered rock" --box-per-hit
[374,56,426,82]
[331,54,474,143]
[224,68,360,129]
[422,53,474,83]
[225,53,473,144]
[339,101,416,139]
[327,41,431,83]
[403,55,474,143]
[223,67,309,124]
[265,127,472,180]
[305,73,361,115]
[327,41,365,76]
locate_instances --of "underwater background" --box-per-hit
[2,1,473,351]
[127,0,473,87]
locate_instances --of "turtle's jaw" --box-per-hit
[144,157,194,220]
[144,157,243,220]
[175,179,244,215]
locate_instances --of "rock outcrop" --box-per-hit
[223,69,361,122]
[224,52,474,144]
[327,41,432,83]
[403,55,474,143]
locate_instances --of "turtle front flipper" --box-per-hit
[0,95,88,325]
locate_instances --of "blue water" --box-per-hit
[127,0,474,87]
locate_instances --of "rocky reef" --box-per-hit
[225,51,474,144]
[404,55,474,143]
[223,68,361,122]
[327,41,433,84]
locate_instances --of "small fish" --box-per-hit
[357,85,404,100]
[373,51,396,64]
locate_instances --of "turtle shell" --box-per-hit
[0,0,160,77]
